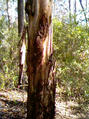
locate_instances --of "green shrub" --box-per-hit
[53,18,89,102]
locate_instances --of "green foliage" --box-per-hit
[0,17,19,89]
[53,18,89,102]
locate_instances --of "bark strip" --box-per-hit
[18,26,27,86]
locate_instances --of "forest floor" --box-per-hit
[0,89,89,119]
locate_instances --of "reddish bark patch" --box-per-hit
[33,14,49,67]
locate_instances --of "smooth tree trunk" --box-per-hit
[74,0,76,14]
[69,0,71,22]
[86,0,87,10]
[26,0,56,119]
[74,0,76,23]
[6,0,11,28]
[86,0,87,27]
[18,0,24,35]
[79,0,87,27]
[18,0,25,86]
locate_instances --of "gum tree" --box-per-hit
[25,0,56,119]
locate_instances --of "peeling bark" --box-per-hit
[18,26,27,86]
[26,0,56,119]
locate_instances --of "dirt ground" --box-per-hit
[0,89,89,119]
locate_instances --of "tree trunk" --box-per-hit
[74,0,76,23]
[86,0,87,10]
[18,0,25,86]
[18,0,24,35]
[6,0,11,28]
[69,0,71,23]
[79,0,87,27]
[26,0,56,119]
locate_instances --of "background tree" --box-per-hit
[18,0,26,86]
[25,0,56,118]
[6,0,11,28]
[86,0,87,11]
[79,0,87,27]
[74,0,76,23]
[69,0,71,22]
[18,0,24,35]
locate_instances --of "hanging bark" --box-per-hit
[18,26,27,86]
[26,0,56,119]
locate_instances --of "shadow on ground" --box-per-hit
[0,90,27,119]
[71,103,89,119]
[55,94,89,119]
[0,90,89,119]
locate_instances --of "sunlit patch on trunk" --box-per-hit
[21,42,26,65]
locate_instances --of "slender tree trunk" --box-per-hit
[86,0,87,10]
[86,0,87,26]
[74,0,76,23]
[69,0,71,23]
[18,0,25,86]
[26,0,56,119]
[18,0,24,35]
[6,0,11,28]
[79,0,87,27]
